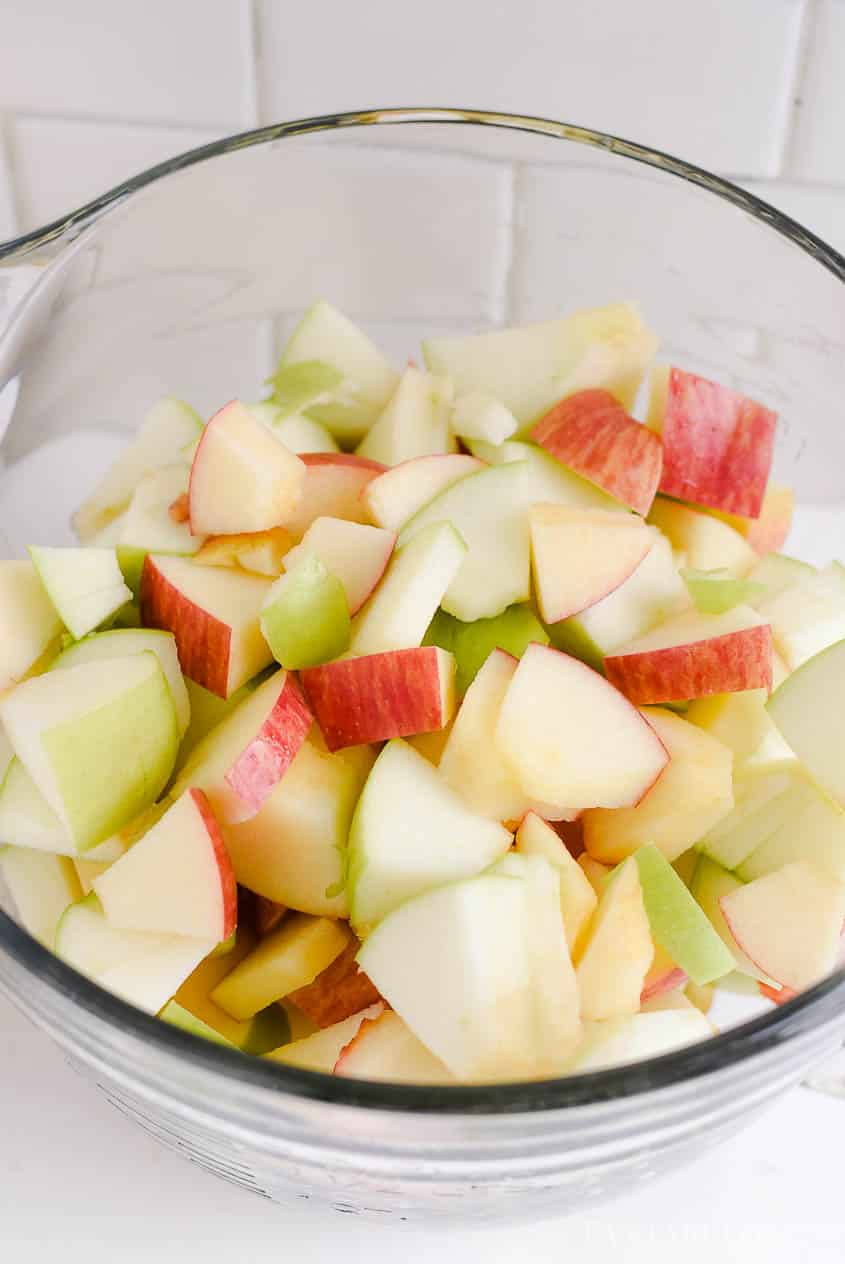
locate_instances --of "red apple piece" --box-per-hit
[287,938,383,1029]
[282,453,386,537]
[640,943,688,1004]
[362,453,484,531]
[281,517,396,613]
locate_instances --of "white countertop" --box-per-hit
[2,991,842,1261]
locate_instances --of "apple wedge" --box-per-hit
[755,562,845,670]
[117,465,205,596]
[654,368,777,518]
[28,545,131,641]
[582,708,733,863]
[357,366,455,464]
[188,400,306,537]
[0,561,64,690]
[300,646,456,752]
[696,761,802,871]
[649,498,757,576]
[140,554,273,698]
[0,845,82,947]
[568,1007,712,1073]
[575,856,654,1021]
[281,517,396,614]
[424,603,549,695]
[287,938,382,1029]
[175,675,263,774]
[711,483,794,557]
[640,943,688,1004]
[0,759,75,853]
[282,453,386,537]
[604,605,772,705]
[634,845,734,985]
[578,853,611,895]
[362,453,483,532]
[747,551,815,605]
[515,811,597,956]
[767,636,845,805]
[451,391,518,446]
[0,653,179,853]
[347,738,512,934]
[93,788,236,941]
[720,861,845,990]
[271,412,340,455]
[495,643,668,811]
[529,504,653,623]
[334,1010,455,1083]
[193,527,293,576]
[159,1002,236,1047]
[260,556,350,669]
[531,389,663,516]
[681,568,765,615]
[736,770,845,884]
[267,1003,385,1072]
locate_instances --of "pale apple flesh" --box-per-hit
[281,517,396,614]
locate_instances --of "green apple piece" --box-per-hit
[690,855,779,982]
[357,367,455,465]
[347,738,512,935]
[350,522,467,656]
[436,604,549,695]
[634,844,734,985]
[73,397,203,542]
[159,1001,237,1048]
[756,563,845,669]
[767,638,845,803]
[0,845,82,946]
[547,528,687,670]
[260,556,350,669]
[422,302,656,424]
[0,758,76,853]
[746,552,816,607]
[276,302,399,441]
[736,772,845,884]
[697,762,800,870]
[363,453,483,533]
[28,546,131,641]
[174,674,265,775]
[569,1007,712,1072]
[268,1003,383,1071]
[0,653,179,852]
[0,561,64,690]
[681,568,765,615]
[451,391,519,445]
[50,627,190,736]
[264,359,345,419]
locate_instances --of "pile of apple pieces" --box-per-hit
[2,298,845,1086]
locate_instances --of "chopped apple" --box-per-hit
[697,761,802,871]
[283,453,385,537]
[681,567,765,615]
[263,359,346,420]
[720,861,845,990]
[0,845,82,946]
[685,663,789,764]
[640,943,688,1004]
[604,605,772,704]
[451,391,518,445]
[756,562,845,670]
[346,738,512,934]
[471,438,625,512]
[357,366,455,464]
[175,675,264,774]
[193,527,293,575]
[530,504,653,623]
[281,518,395,614]
[767,637,845,805]
[653,368,776,518]
[747,551,815,605]
[73,856,112,896]
[258,404,339,455]
[575,856,653,1020]
[578,853,612,895]
[188,400,306,537]
[634,844,734,985]
[568,1007,712,1073]
[425,603,549,695]
[0,653,179,853]
[267,1003,385,1071]
[159,1002,236,1047]
[93,789,236,941]
[711,483,794,557]
[261,556,350,669]
[118,465,204,594]
[254,896,287,938]
[0,561,64,690]
[582,707,733,864]
[737,771,845,884]
[334,1009,455,1083]
[649,498,757,576]
[287,938,382,1029]
[0,759,74,853]
[300,646,455,752]
[211,913,351,1021]
[531,389,662,516]
[515,811,597,955]
[73,397,203,542]
[140,554,273,698]
[362,453,483,532]
[28,546,131,641]
[495,643,668,811]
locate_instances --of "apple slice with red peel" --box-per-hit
[188,400,306,536]
[494,642,669,811]
[604,605,772,705]
[287,938,382,1029]
[575,856,653,1020]
[282,453,386,537]
[362,453,483,532]
[28,546,131,641]
[531,389,663,516]
[515,811,596,955]
[640,943,687,1004]
[654,368,777,518]
[93,788,236,941]
[0,561,64,691]
[140,553,273,698]
[720,861,845,990]
[268,1003,385,1071]
[301,646,456,752]
[282,517,396,614]
[529,503,653,623]
[334,1010,455,1083]
[171,669,312,824]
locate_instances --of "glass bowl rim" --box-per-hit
[0,105,843,1116]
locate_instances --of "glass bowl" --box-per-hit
[0,108,844,1227]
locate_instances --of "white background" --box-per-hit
[1,1,844,1257]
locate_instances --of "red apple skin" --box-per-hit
[531,389,663,516]
[333,1010,387,1074]
[189,788,238,940]
[657,368,777,519]
[300,647,450,751]
[758,981,798,1006]
[287,938,383,1028]
[140,554,231,697]
[604,624,773,706]
[640,966,689,1004]
[224,674,313,819]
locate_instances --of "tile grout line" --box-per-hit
[241,0,263,128]
[772,0,820,179]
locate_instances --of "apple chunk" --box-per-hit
[0,846,82,947]
[28,546,131,641]
[140,553,273,698]
[568,1007,712,1072]
[634,845,734,985]
[515,811,597,956]
[287,938,382,1028]
[711,483,794,557]
[188,400,306,536]
[357,366,455,465]
[530,503,653,623]
[268,1004,384,1071]
[281,517,396,614]
[334,1010,455,1083]
[766,638,845,808]
[425,603,549,695]
[532,389,663,516]
[300,646,455,752]
[654,368,777,518]
[755,562,845,670]
[93,788,236,941]
[282,453,386,537]
[575,856,653,1021]
[495,643,668,811]
[0,561,64,690]
[649,498,757,576]
[362,453,483,532]
[260,556,350,669]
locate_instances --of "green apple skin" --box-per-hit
[635,845,734,985]
[682,568,766,615]
[260,556,350,670]
[265,360,344,419]
[117,545,149,599]
[160,1001,238,1047]
[173,674,267,776]
[425,604,548,694]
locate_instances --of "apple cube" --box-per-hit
[140,553,273,698]
[357,366,455,464]
[118,464,205,590]
[649,498,757,576]
[0,561,64,690]
[531,389,663,516]
[568,1007,712,1073]
[767,637,845,805]
[654,368,776,518]
[451,391,518,445]
[300,646,455,752]
[261,556,350,669]
[582,707,733,864]
[93,788,236,941]
[346,738,512,934]
[604,605,772,705]
[287,938,382,1029]
[268,1003,385,1071]
[720,861,845,990]
[283,453,386,537]
[495,643,669,811]
[530,504,653,623]
[0,845,82,946]
[634,844,734,985]
[334,1009,455,1083]
[188,400,306,536]
[575,856,653,1021]
[28,545,131,640]
[362,453,483,532]
[515,811,597,956]
[0,654,179,853]
[737,771,845,884]
[281,517,395,614]
[756,562,845,670]
[425,603,549,695]
[711,483,794,557]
